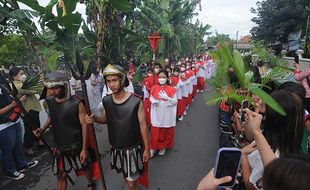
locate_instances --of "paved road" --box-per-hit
[0,83,220,190]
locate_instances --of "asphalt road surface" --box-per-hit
[0,84,220,190]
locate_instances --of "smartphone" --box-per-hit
[240,99,249,122]
[214,147,242,188]
[294,55,299,64]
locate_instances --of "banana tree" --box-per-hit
[85,0,132,66]
[0,0,50,72]
[17,0,84,66]
[137,0,205,58]
[208,43,286,116]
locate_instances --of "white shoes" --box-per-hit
[178,115,184,121]
[158,149,166,156]
[150,149,166,157]
[150,149,156,158]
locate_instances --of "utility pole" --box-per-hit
[235,31,239,50]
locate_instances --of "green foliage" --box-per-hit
[40,47,61,72]
[251,41,270,62]
[21,72,45,93]
[135,0,210,58]
[0,34,34,66]
[208,43,286,116]
[251,0,310,43]
[207,32,232,47]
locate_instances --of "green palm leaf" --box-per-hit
[249,85,286,116]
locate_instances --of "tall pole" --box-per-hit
[68,51,107,190]
[152,52,156,61]
[236,30,239,50]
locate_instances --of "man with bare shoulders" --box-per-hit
[85,64,150,190]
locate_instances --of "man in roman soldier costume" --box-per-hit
[33,72,97,190]
[85,64,150,190]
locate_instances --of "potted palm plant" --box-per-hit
[208,43,286,116]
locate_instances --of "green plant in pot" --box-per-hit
[208,42,286,116]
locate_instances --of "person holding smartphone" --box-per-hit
[294,62,310,112]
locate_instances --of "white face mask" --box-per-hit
[186,66,190,69]
[154,68,160,73]
[174,72,179,76]
[147,73,153,77]
[158,78,167,85]
[180,67,185,71]
[20,74,27,82]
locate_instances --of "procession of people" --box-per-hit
[0,54,215,190]
[1,47,310,190]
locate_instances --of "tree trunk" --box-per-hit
[96,13,106,68]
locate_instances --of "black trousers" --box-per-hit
[24,110,40,149]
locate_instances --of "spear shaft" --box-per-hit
[69,51,107,190]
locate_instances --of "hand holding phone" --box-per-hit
[214,147,242,188]
[240,99,249,122]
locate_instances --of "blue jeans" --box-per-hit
[0,122,28,175]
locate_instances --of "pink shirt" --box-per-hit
[294,69,310,98]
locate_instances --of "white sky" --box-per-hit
[197,0,258,39]
[19,0,258,40]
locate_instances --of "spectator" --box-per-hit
[241,90,304,189]
[197,155,310,190]
[89,64,102,112]
[263,155,310,190]
[0,85,38,180]
[294,63,310,112]
[9,67,43,156]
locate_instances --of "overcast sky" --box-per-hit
[196,0,258,39]
[19,0,258,40]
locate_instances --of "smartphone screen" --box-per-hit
[240,100,249,122]
[214,148,242,187]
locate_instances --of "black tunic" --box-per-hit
[103,94,142,150]
[45,96,83,150]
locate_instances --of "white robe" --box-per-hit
[150,94,177,128]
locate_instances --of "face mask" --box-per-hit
[20,74,27,82]
[168,73,171,77]
[147,73,152,77]
[154,68,160,73]
[186,66,190,69]
[158,78,167,85]
[180,67,185,71]
[174,72,179,76]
